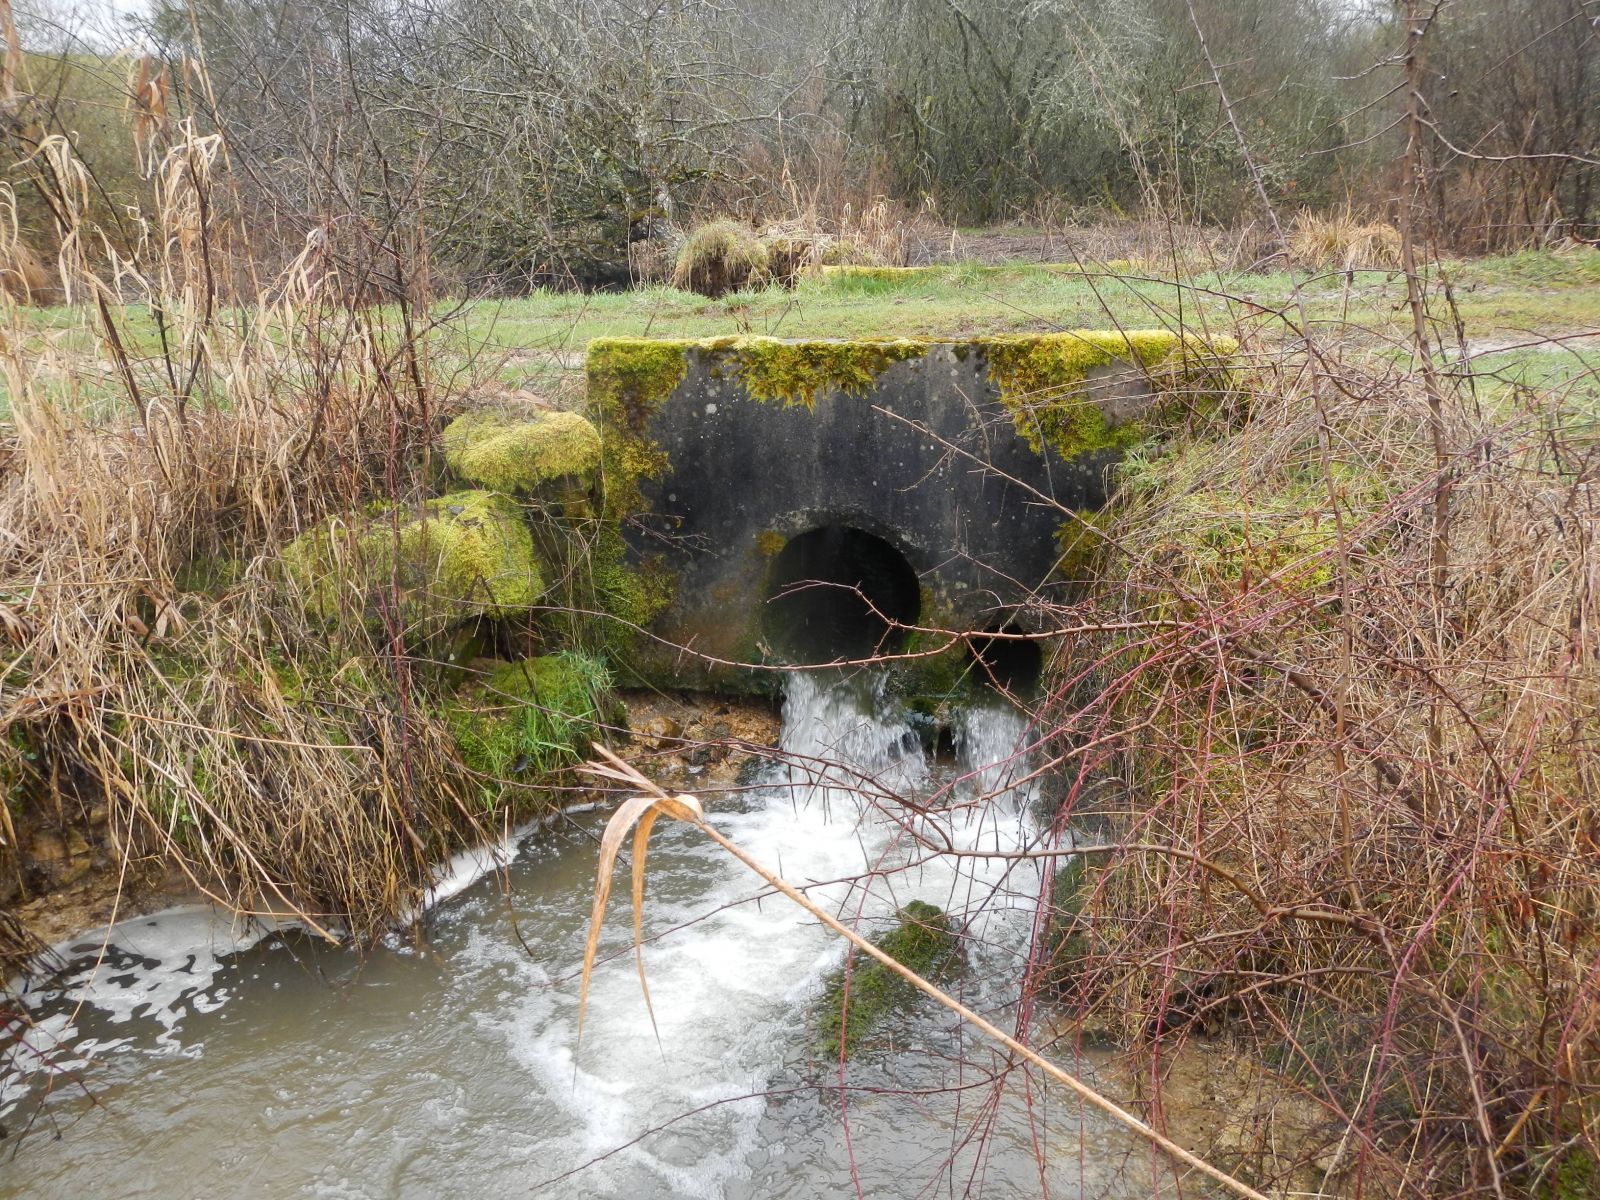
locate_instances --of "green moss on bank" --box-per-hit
[816,900,962,1058]
[442,409,601,494]
[447,652,616,808]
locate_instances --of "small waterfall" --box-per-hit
[955,693,1040,803]
[777,668,926,800]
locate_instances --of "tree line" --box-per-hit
[4,0,1597,291]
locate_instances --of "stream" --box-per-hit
[0,671,1179,1198]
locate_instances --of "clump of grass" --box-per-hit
[1288,208,1403,271]
[448,653,616,806]
[670,219,770,297]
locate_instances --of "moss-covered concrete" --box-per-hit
[816,900,962,1058]
[586,331,1236,489]
[284,490,542,635]
[724,337,927,407]
[984,329,1236,458]
[583,331,1237,693]
[442,409,602,494]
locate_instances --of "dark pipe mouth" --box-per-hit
[762,525,921,665]
[967,624,1044,694]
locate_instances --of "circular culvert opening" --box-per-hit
[968,624,1044,694]
[763,525,921,664]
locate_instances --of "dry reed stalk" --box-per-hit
[574,746,1272,1200]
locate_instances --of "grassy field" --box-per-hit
[5,249,1598,418]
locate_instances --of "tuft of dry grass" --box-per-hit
[670,218,770,297]
[1288,208,1404,271]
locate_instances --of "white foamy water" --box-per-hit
[0,672,1156,1200]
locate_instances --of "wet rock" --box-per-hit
[637,715,682,750]
[815,900,962,1059]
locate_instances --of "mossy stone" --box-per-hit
[442,409,602,494]
[284,490,542,635]
[816,900,961,1058]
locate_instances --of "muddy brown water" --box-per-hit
[1,673,1186,1198]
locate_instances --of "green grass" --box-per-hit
[451,253,1600,379]
[5,251,1598,416]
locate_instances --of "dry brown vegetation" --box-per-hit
[0,128,497,949]
[1022,352,1600,1193]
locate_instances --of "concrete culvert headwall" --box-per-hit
[586,331,1235,691]
[968,626,1045,695]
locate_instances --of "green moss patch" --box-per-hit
[816,900,962,1058]
[284,489,542,635]
[442,409,601,494]
[982,329,1237,459]
[713,336,925,407]
[447,653,616,807]
[586,337,695,514]
[1114,446,1383,597]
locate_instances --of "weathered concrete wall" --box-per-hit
[586,332,1232,690]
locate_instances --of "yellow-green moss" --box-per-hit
[284,490,542,632]
[1115,448,1381,598]
[589,526,674,630]
[714,336,926,408]
[981,330,1237,458]
[816,900,962,1058]
[586,337,694,507]
[1056,508,1113,581]
[754,530,786,558]
[442,409,601,494]
[1043,857,1098,1001]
